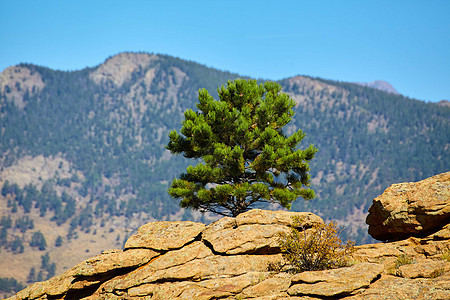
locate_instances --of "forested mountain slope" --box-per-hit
[280,76,448,237]
[0,52,448,295]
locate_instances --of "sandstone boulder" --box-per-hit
[366,172,450,241]
[124,221,205,250]
[202,209,323,255]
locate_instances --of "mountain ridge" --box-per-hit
[0,52,449,294]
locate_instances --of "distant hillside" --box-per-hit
[0,52,449,295]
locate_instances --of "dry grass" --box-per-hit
[386,254,414,277]
[440,250,450,262]
[394,254,414,268]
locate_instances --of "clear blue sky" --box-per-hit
[1,0,449,102]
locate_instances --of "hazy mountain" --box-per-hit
[0,52,448,294]
[354,80,399,95]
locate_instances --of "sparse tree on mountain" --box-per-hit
[167,79,318,217]
[27,267,36,283]
[55,235,63,247]
[30,231,47,251]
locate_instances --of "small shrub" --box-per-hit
[394,254,414,268]
[277,216,355,272]
[440,250,450,262]
[267,260,286,272]
[386,266,401,277]
[430,267,446,278]
[387,254,414,276]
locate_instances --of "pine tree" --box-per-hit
[11,236,24,253]
[167,79,318,217]
[30,231,47,251]
[55,235,63,247]
[27,267,36,283]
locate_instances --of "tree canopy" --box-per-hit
[167,79,318,217]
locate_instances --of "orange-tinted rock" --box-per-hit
[288,263,383,297]
[202,209,324,255]
[240,273,291,298]
[124,220,205,250]
[9,248,157,300]
[398,259,450,279]
[366,172,450,241]
[349,273,450,300]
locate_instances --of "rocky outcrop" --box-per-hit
[366,171,450,241]
[437,100,450,107]
[8,173,450,299]
[0,65,45,109]
[8,210,323,299]
[89,52,157,87]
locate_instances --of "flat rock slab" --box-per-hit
[233,209,324,227]
[124,221,205,250]
[399,259,450,279]
[350,273,450,300]
[202,209,324,254]
[70,248,159,277]
[240,273,291,298]
[106,253,283,292]
[202,223,289,254]
[288,263,384,297]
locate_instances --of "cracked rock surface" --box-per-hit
[8,173,450,300]
[366,171,449,241]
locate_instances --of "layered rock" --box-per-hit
[8,173,450,299]
[288,263,384,297]
[9,210,323,299]
[366,171,449,241]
